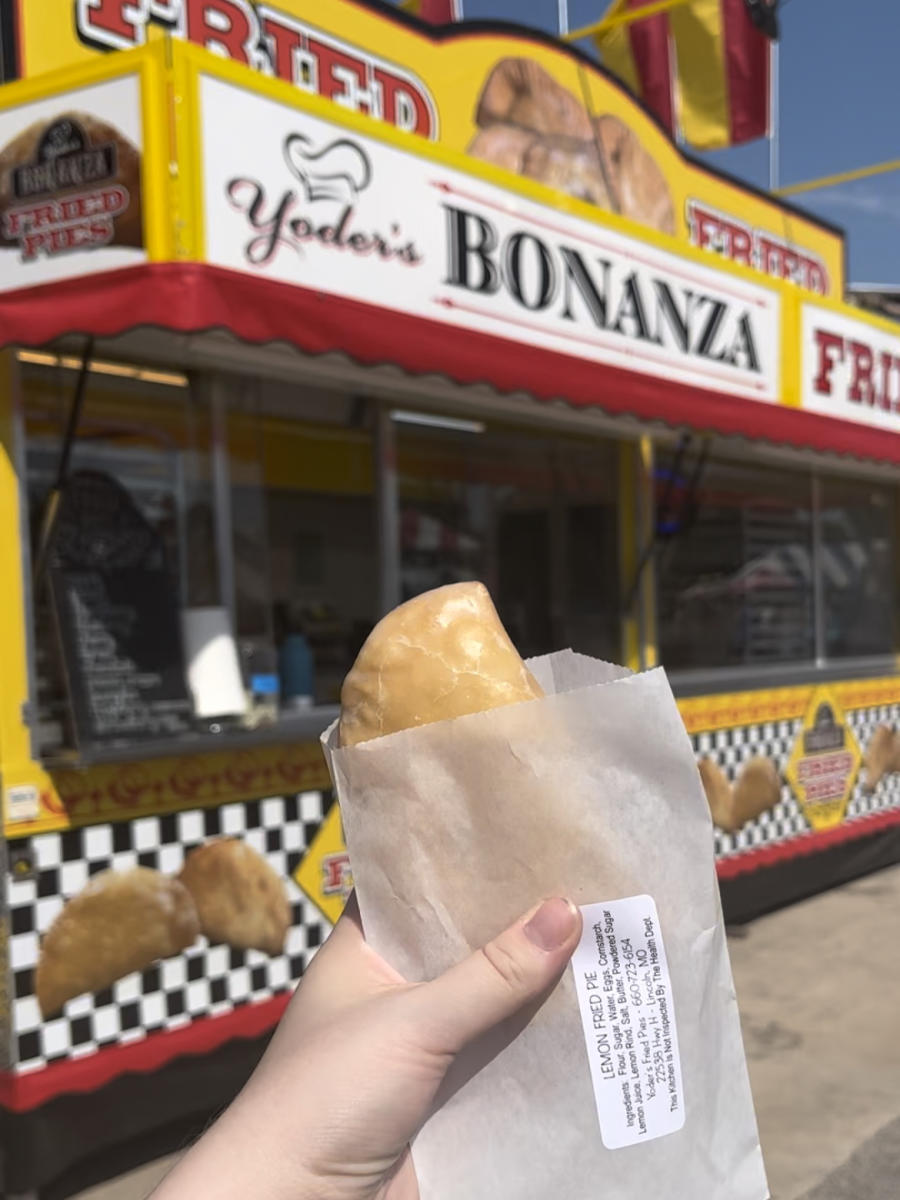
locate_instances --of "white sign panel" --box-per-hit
[0,76,146,293]
[201,75,780,402]
[802,302,900,432]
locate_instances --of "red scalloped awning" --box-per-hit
[4,261,900,465]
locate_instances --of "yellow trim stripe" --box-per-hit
[3,743,332,841]
[0,353,31,789]
[679,677,900,735]
[139,46,174,260]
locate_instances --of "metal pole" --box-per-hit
[375,405,401,617]
[811,474,826,668]
[558,0,569,38]
[10,354,39,760]
[210,375,237,624]
[768,39,779,192]
[33,336,94,585]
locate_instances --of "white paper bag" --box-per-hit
[322,653,769,1200]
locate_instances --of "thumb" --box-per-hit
[409,897,582,1056]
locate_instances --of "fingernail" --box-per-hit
[524,898,578,951]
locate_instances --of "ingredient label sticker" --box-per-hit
[572,895,685,1150]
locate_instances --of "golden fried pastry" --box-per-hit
[732,757,781,829]
[338,581,543,747]
[594,114,675,235]
[0,111,143,249]
[475,58,593,140]
[863,724,900,792]
[698,756,781,833]
[468,124,537,175]
[36,868,199,1016]
[469,58,676,236]
[520,137,613,208]
[180,839,290,956]
[698,758,734,832]
[468,125,613,207]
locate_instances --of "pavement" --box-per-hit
[729,865,900,1199]
[60,863,900,1200]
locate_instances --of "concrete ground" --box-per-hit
[64,864,900,1200]
[731,865,900,1198]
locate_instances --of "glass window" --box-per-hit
[396,420,619,662]
[22,360,379,756]
[656,454,814,670]
[254,381,378,708]
[821,477,895,658]
[22,357,219,756]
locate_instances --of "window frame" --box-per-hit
[16,360,369,766]
[655,441,900,693]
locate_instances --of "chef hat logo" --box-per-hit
[283,134,372,206]
[803,701,845,754]
[814,703,836,730]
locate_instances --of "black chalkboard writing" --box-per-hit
[47,469,194,748]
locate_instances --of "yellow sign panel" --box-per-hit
[784,687,862,832]
[293,801,352,925]
[3,741,332,839]
[9,0,844,298]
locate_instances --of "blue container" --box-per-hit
[280,633,315,704]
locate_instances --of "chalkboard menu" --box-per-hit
[47,469,195,748]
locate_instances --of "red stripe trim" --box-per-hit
[716,807,900,880]
[3,262,900,465]
[722,0,770,146]
[627,0,676,136]
[0,993,290,1113]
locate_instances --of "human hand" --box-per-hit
[152,893,581,1200]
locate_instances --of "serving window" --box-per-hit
[23,357,220,757]
[20,357,381,761]
[820,476,896,659]
[655,450,898,675]
[19,350,627,763]
[395,418,620,662]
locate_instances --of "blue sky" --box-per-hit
[396,0,900,286]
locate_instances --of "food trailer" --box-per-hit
[2,3,900,1192]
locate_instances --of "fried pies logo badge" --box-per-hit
[227,132,422,269]
[785,687,861,831]
[1,116,128,261]
[293,803,353,925]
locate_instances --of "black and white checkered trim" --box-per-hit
[8,700,900,1072]
[8,792,332,1073]
[695,704,900,859]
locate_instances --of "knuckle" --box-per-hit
[478,938,532,996]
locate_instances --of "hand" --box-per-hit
[152,893,581,1200]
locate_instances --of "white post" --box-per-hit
[768,38,779,191]
[558,0,569,37]
[453,0,464,19]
